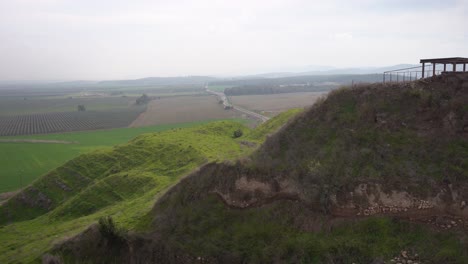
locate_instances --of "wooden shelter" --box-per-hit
[420,57,468,78]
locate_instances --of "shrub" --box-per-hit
[233,129,243,138]
[97,216,126,244]
[136,94,151,105]
[77,105,86,111]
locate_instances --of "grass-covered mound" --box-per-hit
[0,112,301,263]
[56,80,468,263]
[0,121,221,193]
[254,82,468,192]
[0,121,250,225]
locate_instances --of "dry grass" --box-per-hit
[130,95,242,127]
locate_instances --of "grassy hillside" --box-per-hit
[0,120,238,193]
[0,121,251,225]
[54,79,468,263]
[245,108,303,142]
[253,82,468,189]
[0,112,299,263]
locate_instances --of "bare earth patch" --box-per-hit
[229,92,328,115]
[130,95,242,127]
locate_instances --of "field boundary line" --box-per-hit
[0,139,77,144]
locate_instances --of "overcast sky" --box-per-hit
[0,0,467,81]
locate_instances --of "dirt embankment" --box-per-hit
[214,174,468,231]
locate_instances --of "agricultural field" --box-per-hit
[229,91,328,116]
[0,96,137,116]
[130,94,242,127]
[0,109,144,136]
[0,120,236,193]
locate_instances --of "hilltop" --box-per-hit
[53,76,468,263]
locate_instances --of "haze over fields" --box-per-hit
[0,0,467,81]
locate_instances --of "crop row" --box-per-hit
[0,109,143,136]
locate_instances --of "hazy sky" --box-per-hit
[0,0,467,80]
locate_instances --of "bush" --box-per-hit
[233,129,243,138]
[77,105,86,111]
[97,216,126,244]
[136,94,151,105]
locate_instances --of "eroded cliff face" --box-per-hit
[147,159,468,236]
[182,164,468,227]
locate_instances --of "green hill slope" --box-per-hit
[53,79,468,263]
[0,112,301,263]
[0,121,220,193]
[245,108,303,142]
[0,121,250,225]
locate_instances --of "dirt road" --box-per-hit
[205,88,270,123]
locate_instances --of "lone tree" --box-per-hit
[77,105,86,111]
[136,94,151,105]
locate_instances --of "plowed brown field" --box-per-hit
[130,95,242,127]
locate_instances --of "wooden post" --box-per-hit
[422,63,425,78]
[453,63,456,72]
[444,63,446,72]
[464,63,466,72]
[433,63,436,76]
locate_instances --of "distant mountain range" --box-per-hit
[0,64,419,89]
[238,64,418,79]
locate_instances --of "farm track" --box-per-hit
[205,89,270,122]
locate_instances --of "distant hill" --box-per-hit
[235,64,418,79]
[211,73,383,88]
[0,64,418,91]
[0,76,217,91]
[97,76,217,87]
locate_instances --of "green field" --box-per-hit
[0,120,242,193]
